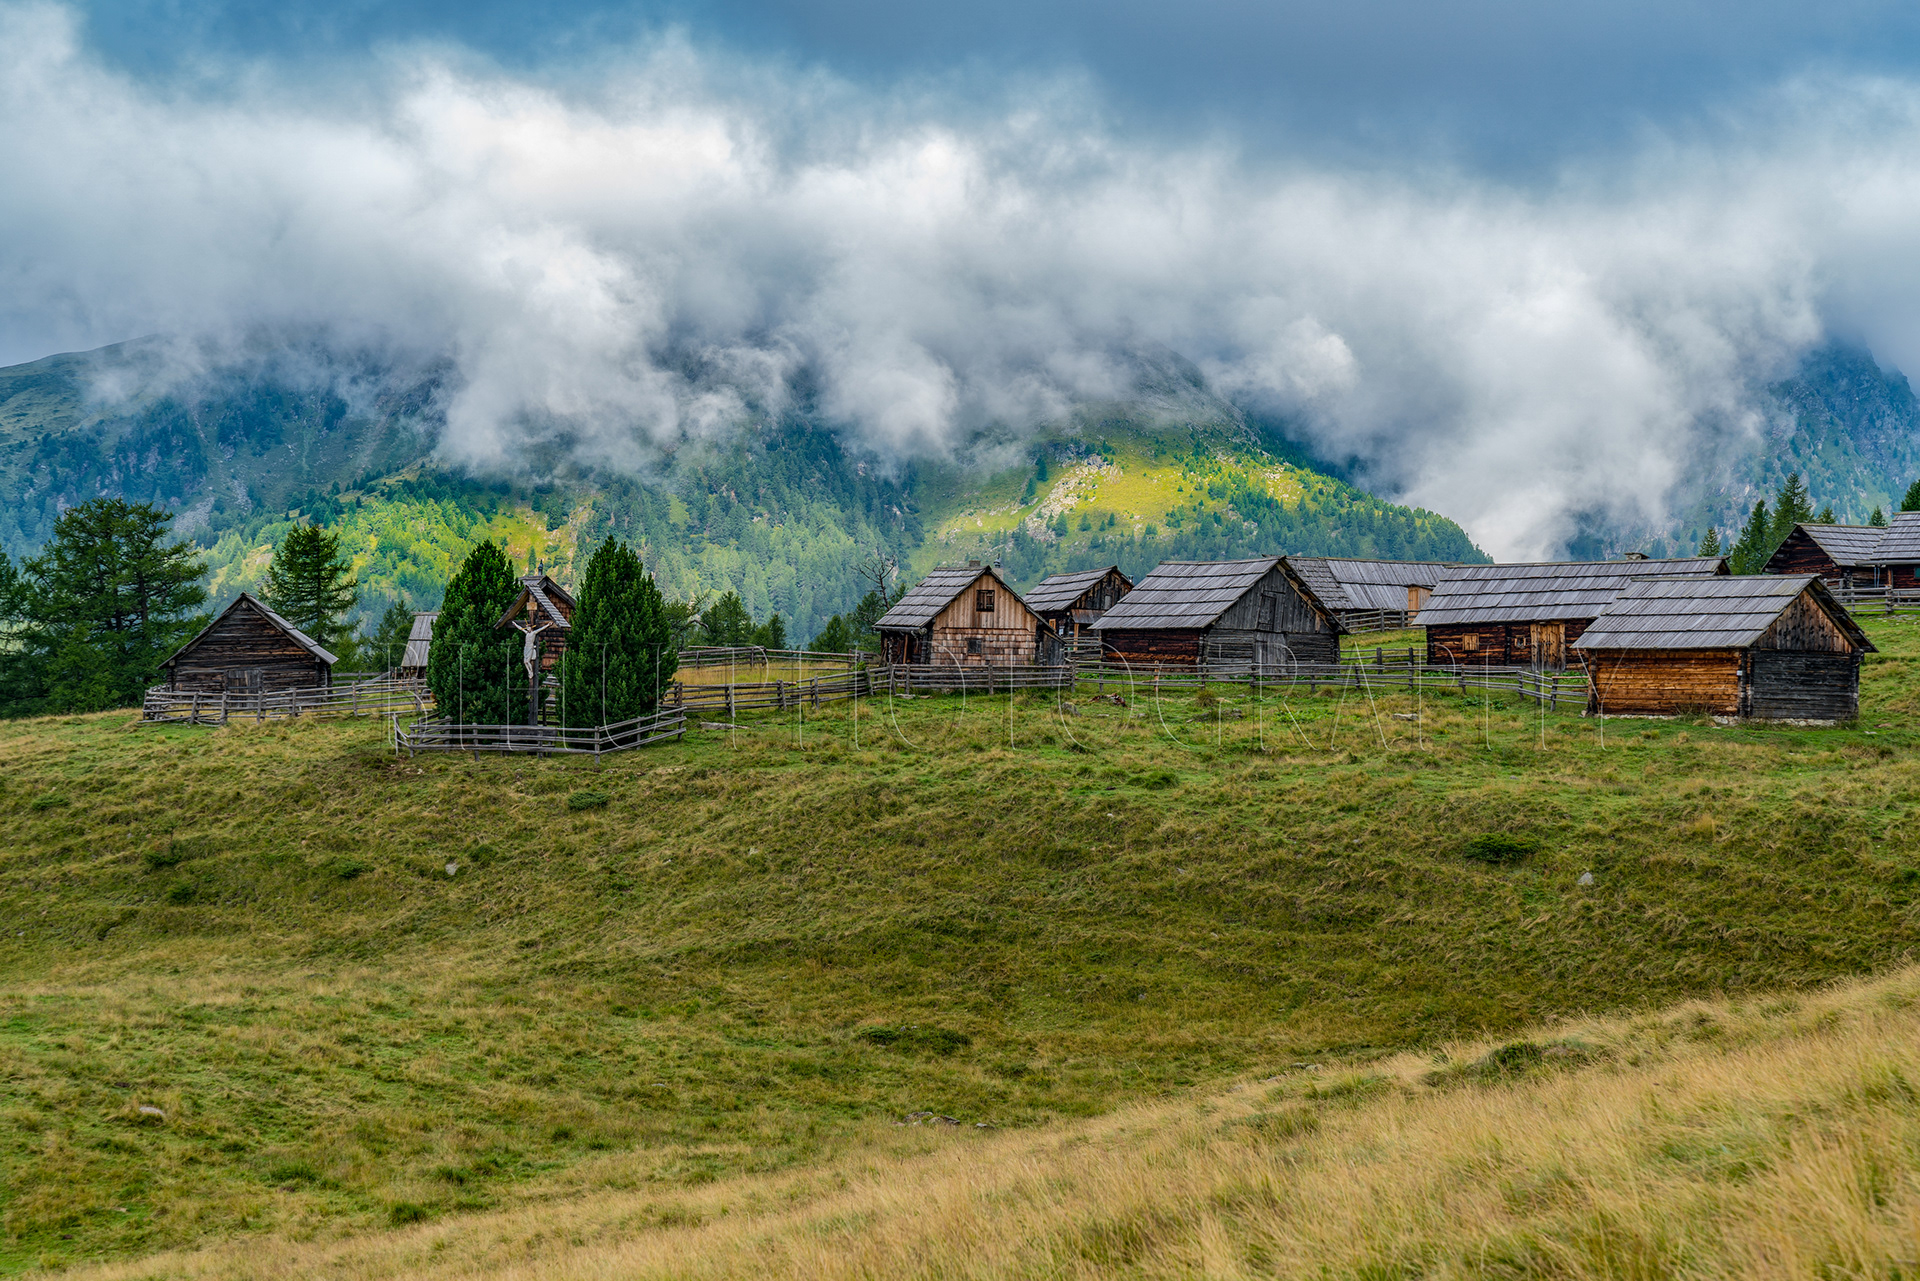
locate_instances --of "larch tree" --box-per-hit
[426,541,524,725]
[264,523,358,651]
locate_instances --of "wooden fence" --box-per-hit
[1336,608,1413,633]
[396,707,687,756]
[666,667,878,714]
[142,676,432,725]
[1834,585,1920,615]
[676,646,871,670]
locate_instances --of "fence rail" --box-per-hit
[676,646,872,670]
[667,667,878,714]
[1834,585,1920,615]
[397,707,686,756]
[1336,608,1413,633]
[142,676,432,725]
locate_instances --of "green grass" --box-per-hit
[6,617,1920,1272]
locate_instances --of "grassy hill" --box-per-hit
[4,619,1920,1273]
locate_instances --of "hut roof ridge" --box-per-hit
[875,564,1018,630]
[1092,556,1315,631]
[1571,573,1874,652]
[1023,565,1127,613]
[1418,557,1728,626]
[161,592,340,671]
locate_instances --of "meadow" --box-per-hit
[4,617,1920,1274]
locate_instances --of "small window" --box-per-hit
[976,589,996,613]
[966,637,983,655]
[1462,634,1480,652]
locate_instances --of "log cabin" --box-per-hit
[399,612,437,677]
[1023,566,1132,656]
[1421,557,1729,670]
[1872,512,1920,590]
[160,592,337,694]
[1283,557,1457,628]
[1573,574,1873,721]
[1090,557,1342,667]
[1764,523,1885,587]
[875,562,1049,665]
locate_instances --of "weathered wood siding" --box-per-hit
[1041,567,1133,643]
[887,577,1046,666]
[1099,629,1203,665]
[1100,564,1339,666]
[1888,564,1920,590]
[1755,593,1854,653]
[1584,649,1743,716]
[1428,619,1593,669]
[1746,652,1860,720]
[1766,529,1847,579]
[168,603,331,693]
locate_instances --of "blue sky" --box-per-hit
[78,0,1920,168]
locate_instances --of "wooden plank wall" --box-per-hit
[1766,530,1848,578]
[916,583,1047,665]
[1099,629,1203,664]
[1755,593,1855,653]
[1213,564,1332,635]
[1203,627,1339,665]
[169,604,331,693]
[1583,649,1743,716]
[1427,619,1593,669]
[1747,652,1860,720]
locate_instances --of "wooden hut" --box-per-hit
[1764,523,1884,587]
[1023,566,1132,655]
[875,562,1048,665]
[1421,557,1728,670]
[1283,557,1455,628]
[1573,574,1873,721]
[160,592,337,694]
[1872,512,1920,590]
[1090,557,1342,667]
[398,612,437,678]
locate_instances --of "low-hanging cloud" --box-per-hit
[4,2,1920,557]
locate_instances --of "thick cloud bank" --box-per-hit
[5,4,1920,556]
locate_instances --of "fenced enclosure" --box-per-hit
[676,646,870,672]
[1834,585,1920,615]
[142,675,432,725]
[396,706,686,756]
[668,667,878,715]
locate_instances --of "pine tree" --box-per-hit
[21,498,207,711]
[699,592,754,645]
[750,614,788,651]
[264,524,357,651]
[427,541,524,725]
[1872,506,1890,527]
[1729,499,1772,575]
[1814,505,1836,524]
[1696,527,1721,556]
[1904,479,1920,512]
[370,599,414,671]
[1769,472,1814,547]
[808,614,854,654]
[559,536,677,727]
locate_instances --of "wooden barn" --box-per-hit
[1090,557,1342,667]
[398,612,437,677]
[1573,574,1873,721]
[160,592,337,694]
[1421,557,1728,670]
[875,562,1049,666]
[1873,512,1920,590]
[1764,523,1885,587]
[1023,566,1132,653]
[1283,557,1455,628]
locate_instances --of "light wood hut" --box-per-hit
[1421,557,1728,670]
[160,592,337,694]
[875,562,1047,666]
[1573,574,1873,721]
[1090,557,1341,666]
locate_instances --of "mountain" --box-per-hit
[0,338,1488,641]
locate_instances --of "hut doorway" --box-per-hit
[224,668,264,694]
[1530,623,1566,670]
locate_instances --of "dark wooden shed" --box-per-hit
[1023,566,1132,654]
[1283,557,1456,628]
[875,562,1047,665]
[1764,523,1884,587]
[1872,512,1920,590]
[1090,557,1342,667]
[1573,575,1873,721]
[161,592,337,694]
[1421,557,1728,670]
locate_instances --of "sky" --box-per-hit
[9,0,1920,555]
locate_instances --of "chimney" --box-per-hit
[967,559,981,568]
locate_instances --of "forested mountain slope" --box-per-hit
[0,338,1484,638]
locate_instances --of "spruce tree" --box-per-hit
[559,536,677,726]
[427,541,523,725]
[370,599,414,671]
[1814,505,1836,524]
[1729,499,1772,575]
[1696,527,1721,556]
[699,592,754,645]
[1904,478,1920,512]
[264,523,357,651]
[1872,506,1890,527]
[22,498,208,711]
[1769,472,1814,547]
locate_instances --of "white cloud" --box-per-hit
[2,2,1918,555]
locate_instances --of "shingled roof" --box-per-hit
[1793,523,1888,566]
[875,565,1013,630]
[1284,557,1456,612]
[1872,512,1920,563]
[495,574,577,631]
[1418,557,1728,626]
[1024,566,1126,614]
[401,612,437,668]
[164,592,339,670]
[1572,574,1873,652]
[1090,557,1333,631]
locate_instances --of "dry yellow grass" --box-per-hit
[60,964,1920,1280]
